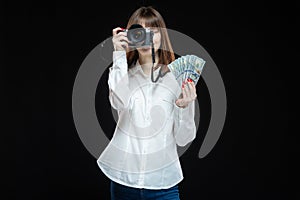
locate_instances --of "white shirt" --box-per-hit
[97,51,196,189]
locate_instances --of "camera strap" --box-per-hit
[151,42,166,83]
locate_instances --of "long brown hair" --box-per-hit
[126,6,175,73]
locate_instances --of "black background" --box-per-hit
[8,0,288,199]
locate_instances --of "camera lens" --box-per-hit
[127,24,147,47]
[128,28,145,44]
[134,30,143,40]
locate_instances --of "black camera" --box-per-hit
[119,24,154,48]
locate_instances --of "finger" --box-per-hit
[119,41,128,49]
[176,99,186,108]
[116,31,127,37]
[190,81,196,90]
[185,79,192,90]
[118,35,129,43]
[188,82,196,99]
[187,82,195,92]
[182,86,187,99]
[184,83,192,98]
[112,27,124,36]
[190,82,197,99]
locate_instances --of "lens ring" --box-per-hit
[128,28,146,43]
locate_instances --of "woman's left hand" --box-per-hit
[175,79,197,108]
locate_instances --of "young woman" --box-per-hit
[97,6,197,200]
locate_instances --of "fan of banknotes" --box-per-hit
[167,55,206,87]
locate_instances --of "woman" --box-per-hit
[97,6,197,200]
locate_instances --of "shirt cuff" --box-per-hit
[173,101,189,122]
[113,51,127,70]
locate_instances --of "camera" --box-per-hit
[118,24,154,48]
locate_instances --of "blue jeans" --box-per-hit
[110,180,181,200]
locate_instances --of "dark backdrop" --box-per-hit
[9,0,288,199]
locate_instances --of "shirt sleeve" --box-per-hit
[172,100,197,146]
[108,51,131,111]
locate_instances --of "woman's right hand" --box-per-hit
[112,27,129,51]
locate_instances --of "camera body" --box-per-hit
[118,24,154,48]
